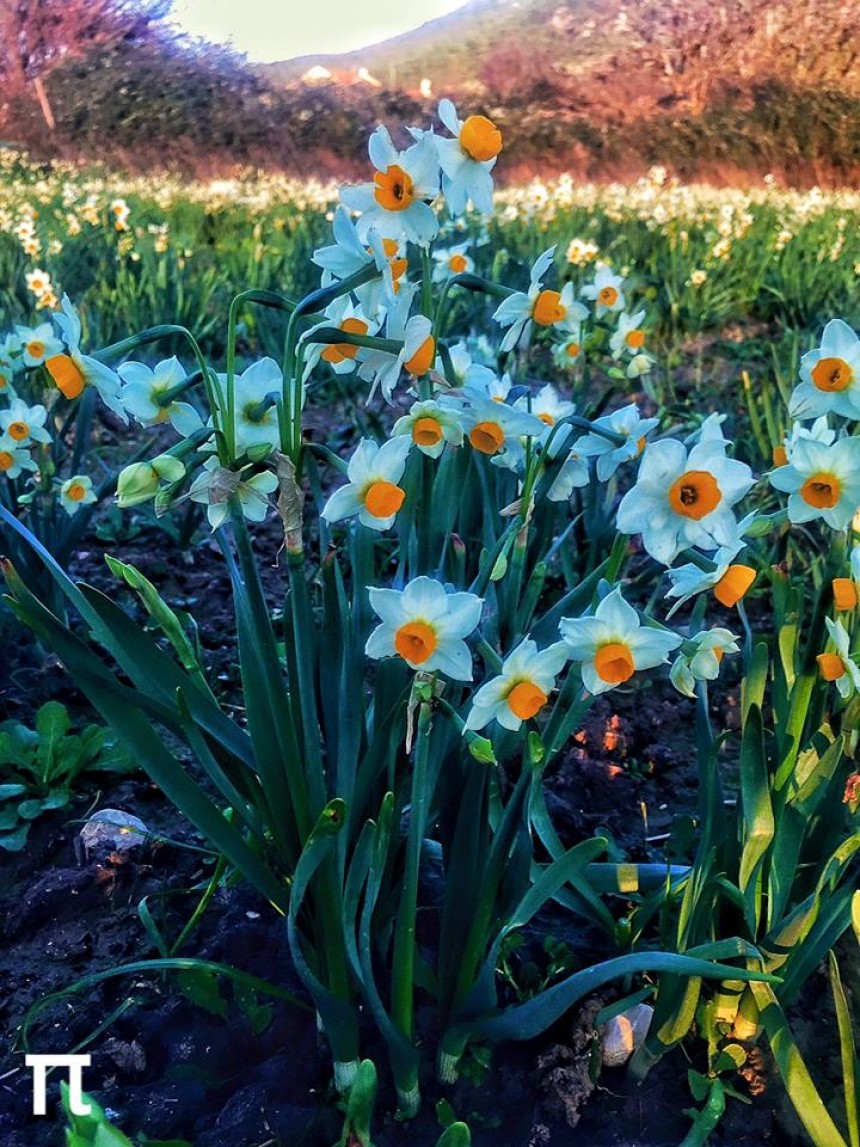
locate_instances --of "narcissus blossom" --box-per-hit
[59,474,97,516]
[817,617,860,699]
[366,576,483,680]
[609,311,648,360]
[789,320,860,421]
[301,297,380,382]
[46,295,126,421]
[431,241,475,283]
[188,459,278,530]
[211,358,283,456]
[670,628,740,698]
[617,439,755,565]
[0,437,38,480]
[0,398,51,446]
[665,539,757,617]
[119,356,202,436]
[321,437,412,531]
[573,404,659,481]
[359,312,436,404]
[341,126,440,248]
[392,400,464,458]
[15,323,62,368]
[769,436,860,530]
[465,639,569,731]
[435,99,501,216]
[492,248,586,353]
[459,395,545,462]
[581,263,626,315]
[559,587,681,696]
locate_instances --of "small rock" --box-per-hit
[76,809,150,866]
[600,1003,653,1067]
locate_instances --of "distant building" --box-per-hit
[356,66,382,88]
[303,65,332,83]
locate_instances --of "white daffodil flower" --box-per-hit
[581,263,626,315]
[435,99,501,217]
[664,538,757,617]
[301,296,380,382]
[0,333,22,389]
[573,404,659,482]
[460,394,545,463]
[431,241,475,283]
[769,436,860,530]
[546,439,590,502]
[119,356,202,437]
[818,617,860,699]
[321,436,412,531]
[0,437,39,480]
[609,311,648,360]
[47,295,127,422]
[359,310,435,404]
[465,639,569,732]
[552,332,586,370]
[341,126,440,248]
[59,474,97,516]
[15,322,62,368]
[789,319,860,421]
[392,399,464,458]
[312,205,376,281]
[366,575,483,680]
[188,458,278,530]
[514,383,576,432]
[670,628,740,698]
[492,248,586,353]
[616,438,755,566]
[0,398,51,446]
[559,587,681,695]
[773,415,836,466]
[211,358,282,456]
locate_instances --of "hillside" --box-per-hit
[262,0,860,183]
[2,0,858,182]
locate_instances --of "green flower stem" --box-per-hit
[286,549,327,818]
[282,264,380,461]
[302,329,403,354]
[224,290,298,462]
[433,272,515,341]
[389,701,433,1099]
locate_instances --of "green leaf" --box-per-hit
[177,968,229,1017]
[34,700,71,774]
[16,799,45,820]
[829,953,859,1147]
[0,784,27,800]
[436,1124,472,1147]
[0,824,29,851]
[750,980,849,1147]
[738,705,774,926]
[448,950,779,1044]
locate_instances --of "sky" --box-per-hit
[170,0,470,63]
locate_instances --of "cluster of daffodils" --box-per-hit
[0,298,131,519]
[363,578,682,733]
[770,319,860,698]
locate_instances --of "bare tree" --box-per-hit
[0,0,170,130]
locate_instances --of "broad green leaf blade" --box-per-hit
[750,980,849,1147]
[829,953,859,1147]
[448,950,779,1044]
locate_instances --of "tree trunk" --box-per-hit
[31,74,55,131]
